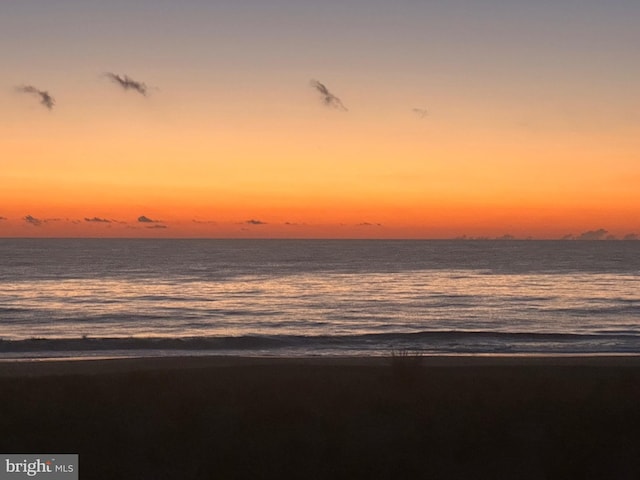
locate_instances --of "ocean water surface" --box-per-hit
[0,239,639,359]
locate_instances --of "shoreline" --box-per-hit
[3,353,640,377]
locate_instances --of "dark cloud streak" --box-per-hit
[310,80,347,111]
[16,85,55,109]
[105,72,148,96]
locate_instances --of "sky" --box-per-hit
[1,0,639,238]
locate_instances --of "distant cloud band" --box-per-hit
[578,228,608,240]
[23,215,43,226]
[85,217,111,223]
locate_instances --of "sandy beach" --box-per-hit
[2,355,640,479]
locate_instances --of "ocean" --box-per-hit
[0,239,638,359]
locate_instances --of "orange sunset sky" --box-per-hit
[1,1,639,239]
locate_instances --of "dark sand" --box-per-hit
[2,355,640,479]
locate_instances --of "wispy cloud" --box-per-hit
[310,80,348,111]
[84,217,111,223]
[105,73,148,96]
[412,108,428,118]
[146,224,168,229]
[624,233,638,240]
[357,222,383,227]
[0,216,7,221]
[245,219,267,225]
[16,85,55,110]
[23,215,43,226]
